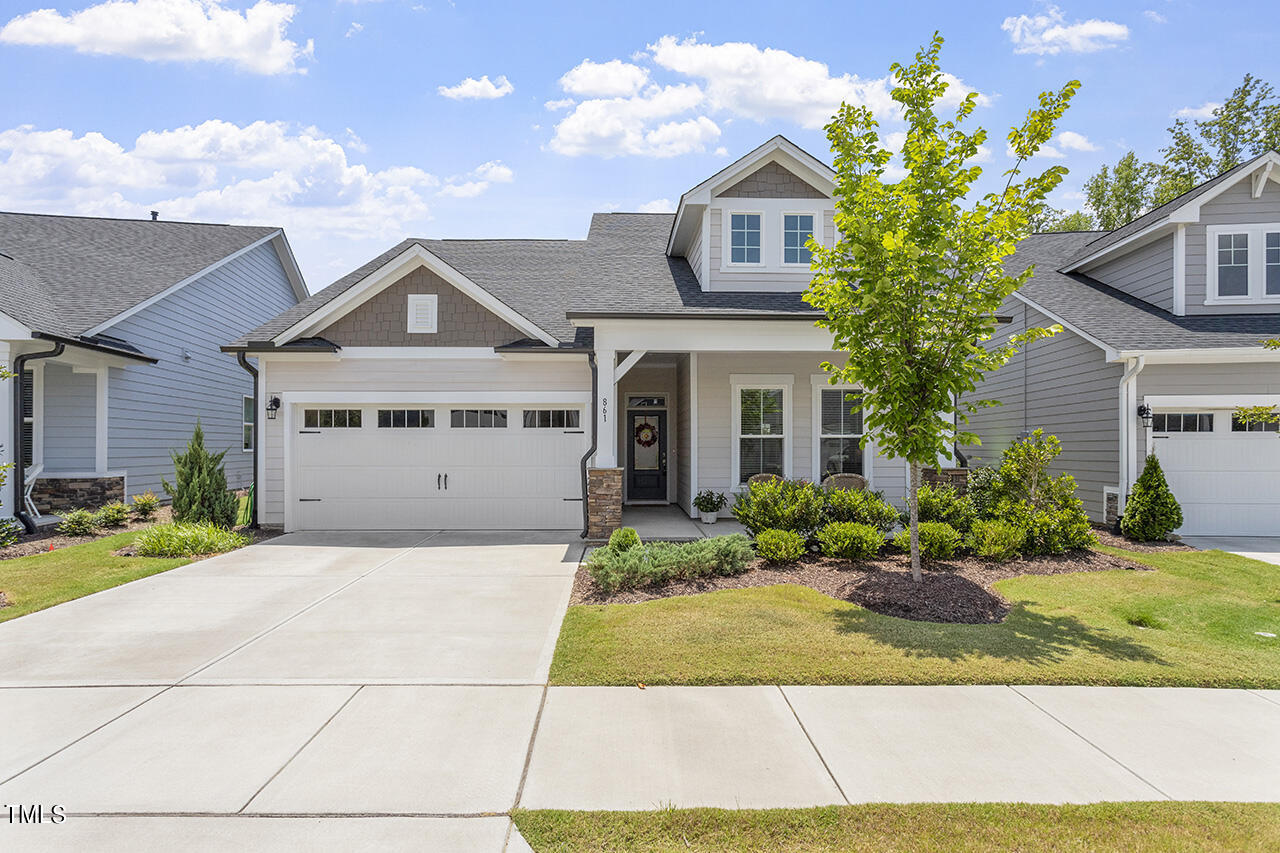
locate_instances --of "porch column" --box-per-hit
[595,349,618,468]
[0,341,12,518]
[94,366,108,475]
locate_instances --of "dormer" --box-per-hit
[667,136,836,292]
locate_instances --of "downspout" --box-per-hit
[235,352,259,529]
[1117,354,1145,515]
[11,342,65,532]
[579,351,598,539]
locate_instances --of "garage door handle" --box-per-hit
[298,430,320,434]
[298,498,322,502]
[444,473,448,490]
[437,473,441,490]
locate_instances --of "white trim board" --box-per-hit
[1142,394,1280,408]
[1008,291,1120,361]
[809,375,873,490]
[279,391,592,406]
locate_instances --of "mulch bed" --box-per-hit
[0,506,176,560]
[570,549,1149,624]
[1092,526,1194,553]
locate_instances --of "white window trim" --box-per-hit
[242,394,254,452]
[726,211,765,267]
[1204,223,1280,304]
[406,293,439,333]
[730,373,793,489]
[810,377,872,487]
[781,211,817,267]
[24,364,43,467]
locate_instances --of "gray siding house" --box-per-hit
[0,213,306,527]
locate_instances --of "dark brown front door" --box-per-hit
[627,411,667,501]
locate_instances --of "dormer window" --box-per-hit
[783,214,815,265]
[1206,224,1280,303]
[730,213,761,264]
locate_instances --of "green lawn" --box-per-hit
[550,548,1280,687]
[0,531,190,623]
[514,803,1280,852]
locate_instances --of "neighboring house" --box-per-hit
[960,150,1280,537]
[1,213,306,527]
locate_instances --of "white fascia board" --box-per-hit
[1116,346,1280,364]
[1008,291,1120,361]
[84,230,282,337]
[584,317,835,352]
[337,346,501,360]
[0,310,32,339]
[271,232,310,300]
[1142,393,1280,408]
[272,243,559,347]
[280,390,591,405]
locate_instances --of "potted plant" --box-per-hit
[693,489,728,524]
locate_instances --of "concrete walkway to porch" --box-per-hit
[621,505,746,540]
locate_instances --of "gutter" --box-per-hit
[235,352,259,529]
[12,342,65,532]
[578,351,598,539]
[32,331,156,364]
[1117,355,1146,514]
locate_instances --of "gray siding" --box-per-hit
[42,362,96,471]
[1136,362,1280,459]
[106,241,299,499]
[961,298,1122,520]
[1185,178,1280,314]
[707,207,816,291]
[1081,236,1174,310]
[686,213,705,289]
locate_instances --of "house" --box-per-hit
[1,213,306,529]
[960,151,1280,537]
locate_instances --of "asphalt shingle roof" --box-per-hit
[0,212,279,337]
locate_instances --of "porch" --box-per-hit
[621,505,746,541]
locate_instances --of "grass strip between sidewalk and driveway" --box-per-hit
[514,803,1280,852]
[0,531,190,623]
[550,547,1280,687]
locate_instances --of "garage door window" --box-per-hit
[1232,413,1280,433]
[450,409,508,428]
[378,409,435,428]
[1151,412,1213,432]
[304,408,362,428]
[523,409,580,428]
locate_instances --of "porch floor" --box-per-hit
[621,505,746,541]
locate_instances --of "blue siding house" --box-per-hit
[0,213,306,528]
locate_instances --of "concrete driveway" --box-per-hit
[1182,535,1280,566]
[0,530,581,852]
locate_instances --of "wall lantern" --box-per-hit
[1137,403,1152,429]
[266,396,282,420]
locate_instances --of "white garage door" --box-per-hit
[290,404,587,530]
[1151,409,1280,536]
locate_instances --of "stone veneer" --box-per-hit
[922,467,971,494]
[719,161,827,199]
[586,467,623,540]
[30,476,125,514]
[318,266,524,347]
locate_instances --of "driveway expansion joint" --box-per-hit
[777,685,851,806]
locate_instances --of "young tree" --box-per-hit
[1083,152,1158,229]
[804,34,1077,581]
[162,420,238,527]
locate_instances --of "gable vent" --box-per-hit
[407,294,438,334]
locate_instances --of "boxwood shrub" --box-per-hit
[815,521,884,559]
[731,479,827,538]
[824,488,899,532]
[967,519,1024,562]
[755,528,806,563]
[892,521,963,560]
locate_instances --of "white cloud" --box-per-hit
[1056,130,1100,152]
[1001,6,1128,55]
[1172,101,1220,119]
[637,198,675,213]
[345,22,363,38]
[548,84,720,158]
[437,74,513,100]
[438,159,515,197]
[0,0,313,75]
[560,58,649,97]
[1142,10,1167,24]
[0,120,440,284]
[544,98,576,111]
[344,127,368,153]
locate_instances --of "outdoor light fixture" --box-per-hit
[1137,403,1152,429]
[266,396,281,420]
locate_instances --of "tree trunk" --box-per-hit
[908,460,922,582]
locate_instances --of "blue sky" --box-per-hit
[0,0,1276,290]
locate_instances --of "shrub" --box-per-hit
[967,519,1024,562]
[966,466,1000,518]
[693,489,728,514]
[816,521,884,559]
[1120,454,1184,542]
[130,491,160,521]
[93,502,131,528]
[824,488,899,532]
[731,479,827,538]
[134,522,250,557]
[695,533,756,576]
[0,517,21,547]
[755,528,806,563]
[908,483,976,533]
[162,421,237,527]
[892,521,963,560]
[1001,502,1096,555]
[982,430,1096,556]
[608,526,641,551]
[57,508,99,536]
[585,534,755,593]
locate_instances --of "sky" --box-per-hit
[0,0,1277,291]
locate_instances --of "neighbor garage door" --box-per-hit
[1150,408,1280,536]
[290,404,587,530]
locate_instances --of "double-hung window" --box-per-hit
[783,214,815,265]
[242,396,254,451]
[818,387,864,476]
[1208,225,1280,302]
[1268,231,1280,296]
[730,213,761,264]
[1215,233,1250,297]
[734,383,787,484]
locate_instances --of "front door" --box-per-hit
[627,410,667,501]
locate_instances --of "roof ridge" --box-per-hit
[0,210,274,228]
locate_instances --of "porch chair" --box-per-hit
[747,473,782,488]
[23,463,43,520]
[821,472,867,492]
